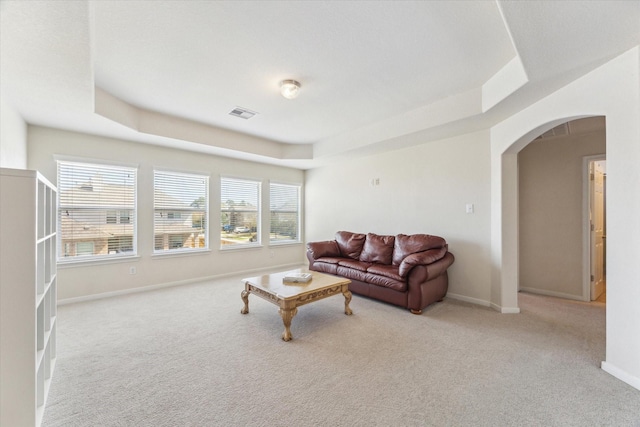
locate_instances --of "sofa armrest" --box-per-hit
[307,240,341,260]
[399,247,448,277]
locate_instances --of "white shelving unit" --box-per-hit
[1,168,57,427]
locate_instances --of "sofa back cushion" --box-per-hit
[392,234,447,265]
[359,233,395,264]
[335,231,367,259]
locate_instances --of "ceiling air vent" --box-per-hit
[535,123,570,140]
[229,107,257,120]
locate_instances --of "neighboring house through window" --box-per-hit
[270,182,301,244]
[220,177,261,247]
[154,170,209,253]
[106,210,131,224]
[57,161,137,261]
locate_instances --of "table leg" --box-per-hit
[240,289,250,314]
[343,290,353,315]
[278,307,298,341]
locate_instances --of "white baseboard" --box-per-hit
[497,305,521,314]
[446,293,520,313]
[602,361,640,392]
[58,263,303,305]
[60,267,524,315]
[519,287,585,302]
[446,293,490,307]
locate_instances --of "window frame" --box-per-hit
[57,160,138,264]
[153,169,209,255]
[220,176,262,250]
[269,181,302,245]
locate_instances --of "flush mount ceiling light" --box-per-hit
[280,79,301,100]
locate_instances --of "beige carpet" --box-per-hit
[43,269,640,426]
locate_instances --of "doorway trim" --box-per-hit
[582,154,606,301]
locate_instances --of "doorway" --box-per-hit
[517,117,606,302]
[586,157,606,302]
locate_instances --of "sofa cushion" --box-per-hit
[307,240,340,259]
[364,273,406,292]
[367,264,403,281]
[338,259,371,272]
[337,265,369,282]
[315,257,342,265]
[359,233,395,264]
[392,234,447,265]
[312,261,338,275]
[335,231,366,259]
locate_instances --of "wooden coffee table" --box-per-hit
[241,269,352,341]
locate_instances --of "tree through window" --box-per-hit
[220,177,261,247]
[154,170,209,253]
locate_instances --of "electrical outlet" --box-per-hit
[129,266,137,275]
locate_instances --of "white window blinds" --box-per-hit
[57,161,137,261]
[154,171,208,253]
[270,183,301,243]
[220,177,260,247]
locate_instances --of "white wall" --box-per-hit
[518,128,606,299]
[0,96,27,169]
[491,47,640,390]
[28,126,305,301]
[305,130,493,306]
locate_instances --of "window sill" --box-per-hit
[58,254,141,268]
[269,240,303,247]
[220,244,263,252]
[152,248,211,259]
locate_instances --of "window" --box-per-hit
[270,182,301,243]
[220,177,261,247]
[58,161,137,261]
[76,241,95,256]
[154,170,208,253]
[119,210,131,224]
[107,210,131,224]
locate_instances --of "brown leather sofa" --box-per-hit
[306,231,454,314]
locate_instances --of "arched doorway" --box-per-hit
[517,117,606,302]
[489,116,592,313]
[489,47,640,390]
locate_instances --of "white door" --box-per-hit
[590,161,605,300]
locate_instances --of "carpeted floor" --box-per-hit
[43,270,640,427]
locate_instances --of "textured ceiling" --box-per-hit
[1,0,639,169]
[93,1,515,144]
